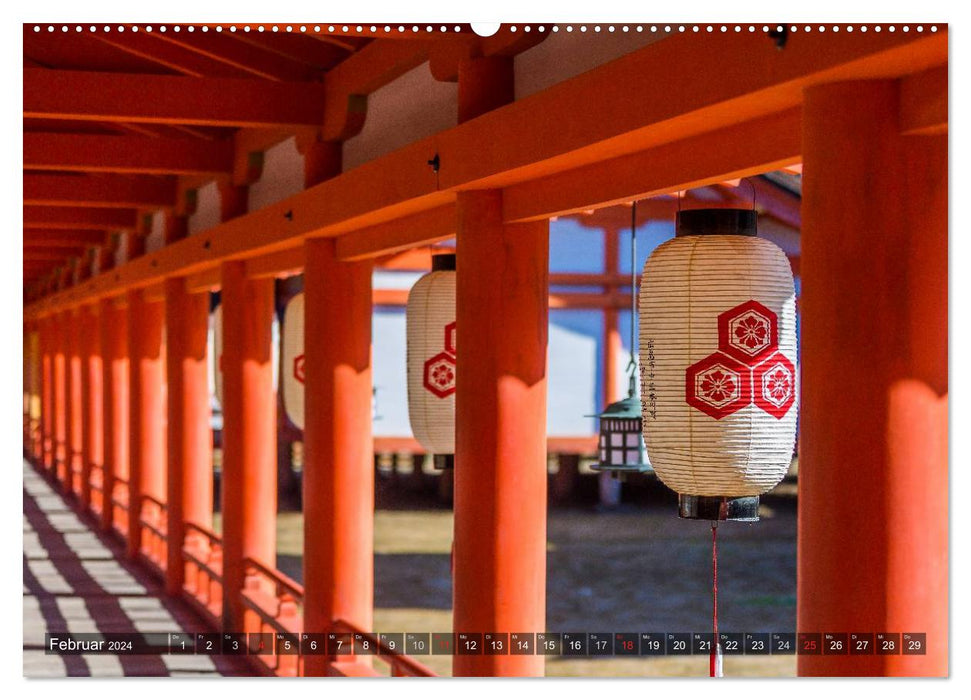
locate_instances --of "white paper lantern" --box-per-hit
[406,254,456,466]
[281,292,305,430]
[639,209,797,520]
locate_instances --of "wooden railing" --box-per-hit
[89,464,104,516]
[237,560,436,677]
[332,620,437,677]
[138,494,168,576]
[111,477,129,538]
[240,557,303,677]
[182,522,223,628]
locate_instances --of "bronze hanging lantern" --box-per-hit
[591,202,651,477]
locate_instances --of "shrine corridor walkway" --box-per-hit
[22,460,252,677]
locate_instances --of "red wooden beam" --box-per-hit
[25,133,234,176]
[24,230,108,247]
[151,33,318,82]
[24,68,327,128]
[25,248,90,261]
[900,65,947,135]
[24,174,177,209]
[24,206,138,230]
[24,29,946,317]
[86,31,256,79]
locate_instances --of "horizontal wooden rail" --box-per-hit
[182,523,224,628]
[240,558,303,676]
[138,494,168,576]
[332,620,436,677]
[111,478,129,538]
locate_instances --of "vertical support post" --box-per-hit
[453,189,549,677]
[101,299,128,533]
[53,311,68,489]
[799,80,947,676]
[219,261,276,631]
[302,238,374,676]
[68,309,84,497]
[164,276,213,596]
[127,289,166,561]
[41,317,54,472]
[80,305,103,511]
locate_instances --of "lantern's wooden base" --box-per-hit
[678,494,759,521]
[433,454,454,470]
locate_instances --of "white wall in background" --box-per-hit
[248,137,305,211]
[343,62,458,172]
[188,181,222,236]
[514,29,665,100]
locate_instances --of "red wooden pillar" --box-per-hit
[79,305,103,511]
[219,261,277,631]
[126,289,166,561]
[453,190,549,677]
[302,238,374,676]
[41,317,54,471]
[164,276,213,596]
[53,311,68,489]
[798,81,947,677]
[67,309,84,497]
[101,299,129,533]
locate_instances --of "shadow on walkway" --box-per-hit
[22,460,254,677]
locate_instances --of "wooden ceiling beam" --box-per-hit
[24,68,327,128]
[24,206,138,230]
[86,31,256,78]
[24,29,946,317]
[149,33,317,82]
[24,229,108,247]
[502,110,802,223]
[25,133,234,175]
[24,173,177,209]
[900,65,947,135]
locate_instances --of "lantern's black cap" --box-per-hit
[431,253,456,271]
[676,208,757,237]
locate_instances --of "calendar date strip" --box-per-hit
[45,632,927,656]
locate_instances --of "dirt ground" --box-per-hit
[264,468,798,678]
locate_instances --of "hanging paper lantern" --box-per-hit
[639,209,797,520]
[281,292,306,430]
[406,254,456,469]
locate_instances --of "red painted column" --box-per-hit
[302,238,374,676]
[799,81,947,677]
[101,299,129,533]
[67,309,84,497]
[41,317,54,472]
[164,276,213,597]
[79,305,103,511]
[219,261,277,631]
[53,312,68,489]
[126,289,167,561]
[453,190,549,677]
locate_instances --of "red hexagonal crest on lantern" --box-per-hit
[293,354,306,384]
[718,300,778,365]
[444,321,456,355]
[685,352,752,420]
[423,351,456,398]
[753,351,796,419]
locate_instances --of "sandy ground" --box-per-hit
[261,470,798,678]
